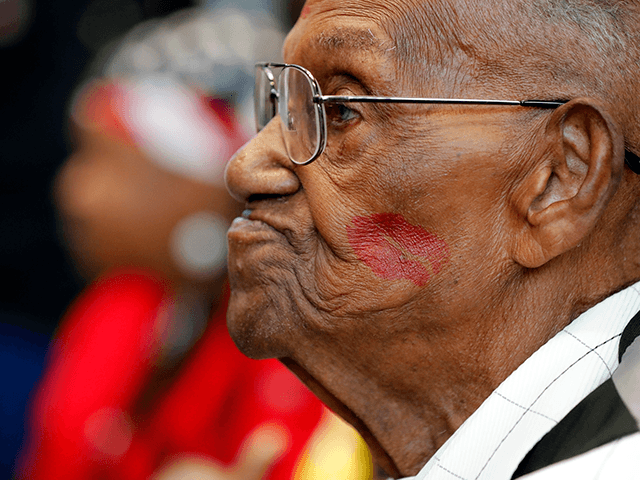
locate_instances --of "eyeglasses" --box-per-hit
[255,62,567,166]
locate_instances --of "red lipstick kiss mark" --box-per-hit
[300,4,311,19]
[346,213,449,286]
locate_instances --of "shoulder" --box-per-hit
[514,327,640,479]
[516,432,640,480]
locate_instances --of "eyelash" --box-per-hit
[325,103,360,130]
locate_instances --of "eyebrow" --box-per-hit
[311,27,395,58]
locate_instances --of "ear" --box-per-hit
[512,98,625,268]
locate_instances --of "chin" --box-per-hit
[225,258,305,361]
[226,221,309,359]
[225,289,283,359]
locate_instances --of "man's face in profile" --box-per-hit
[225,0,552,474]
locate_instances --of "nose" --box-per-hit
[225,119,301,204]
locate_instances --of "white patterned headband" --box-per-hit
[71,76,248,187]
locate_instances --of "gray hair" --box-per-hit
[533,0,630,53]
[383,0,640,152]
[531,0,639,152]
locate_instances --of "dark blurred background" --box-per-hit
[0,0,303,476]
[2,0,199,332]
[1,3,193,475]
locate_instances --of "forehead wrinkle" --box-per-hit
[283,21,401,97]
[381,0,477,97]
[313,26,392,57]
[283,1,410,78]
[309,1,468,96]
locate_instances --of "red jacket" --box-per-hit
[18,270,324,480]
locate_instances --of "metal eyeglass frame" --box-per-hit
[256,62,568,166]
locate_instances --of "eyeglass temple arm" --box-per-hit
[314,94,640,173]
[316,96,567,108]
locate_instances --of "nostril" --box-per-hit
[247,193,290,204]
[226,159,301,203]
[225,123,301,203]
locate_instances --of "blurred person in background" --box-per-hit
[1,1,193,476]
[15,5,376,480]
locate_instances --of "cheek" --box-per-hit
[346,213,449,286]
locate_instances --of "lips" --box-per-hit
[227,216,280,241]
[346,213,449,286]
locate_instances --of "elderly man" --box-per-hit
[224,0,640,478]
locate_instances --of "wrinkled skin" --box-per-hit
[226,0,639,476]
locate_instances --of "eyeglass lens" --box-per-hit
[278,67,321,164]
[255,66,322,165]
[254,66,276,132]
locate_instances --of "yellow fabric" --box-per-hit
[293,410,373,480]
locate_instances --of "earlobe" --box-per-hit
[512,98,625,269]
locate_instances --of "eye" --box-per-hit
[325,103,360,129]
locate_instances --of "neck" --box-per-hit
[302,245,640,478]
